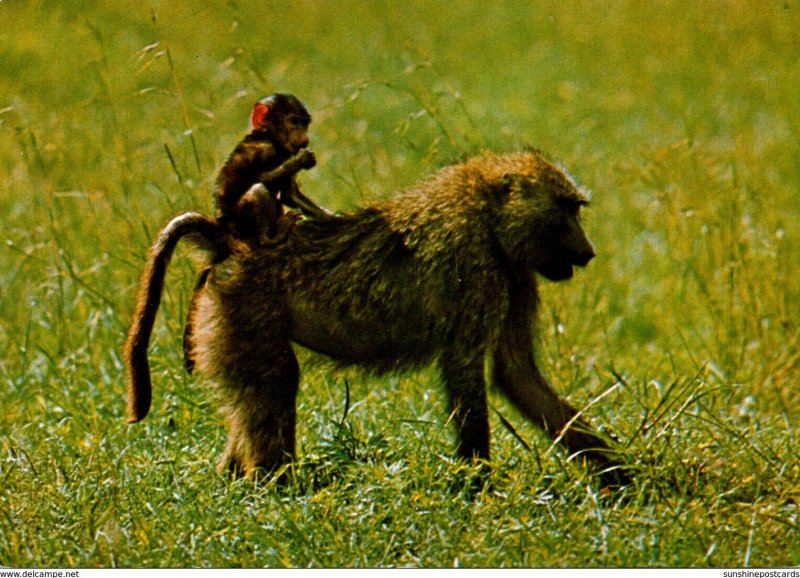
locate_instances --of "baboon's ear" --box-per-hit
[497,172,523,200]
[251,102,271,131]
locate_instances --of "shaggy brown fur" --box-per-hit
[126,150,629,486]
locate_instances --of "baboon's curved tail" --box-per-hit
[124,212,222,422]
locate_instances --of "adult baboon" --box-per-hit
[126,150,629,487]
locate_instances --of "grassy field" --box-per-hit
[2,0,799,568]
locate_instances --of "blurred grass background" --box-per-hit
[1,0,799,568]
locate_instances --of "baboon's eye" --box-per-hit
[558,198,587,215]
[286,115,310,129]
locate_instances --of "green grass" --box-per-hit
[2,0,800,568]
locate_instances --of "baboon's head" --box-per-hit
[251,93,312,154]
[493,156,595,281]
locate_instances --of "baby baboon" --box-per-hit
[126,150,629,487]
[217,93,330,243]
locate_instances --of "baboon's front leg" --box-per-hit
[440,350,490,461]
[217,346,300,478]
[280,180,333,219]
[491,302,629,486]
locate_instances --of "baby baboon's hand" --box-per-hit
[296,148,317,170]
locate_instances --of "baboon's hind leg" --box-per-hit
[216,344,300,479]
[440,347,491,461]
[183,267,210,374]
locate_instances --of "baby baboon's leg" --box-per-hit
[239,183,283,245]
[216,345,300,478]
[439,348,490,461]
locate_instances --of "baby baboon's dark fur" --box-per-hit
[126,150,629,486]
